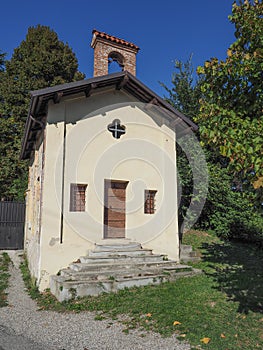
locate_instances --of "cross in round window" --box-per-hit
[107,119,126,139]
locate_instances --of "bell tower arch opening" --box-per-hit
[91,29,140,77]
[108,51,125,73]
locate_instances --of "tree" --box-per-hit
[161,56,209,236]
[162,53,263,239]
[161,55,203,120]
[195,162,263,239]
[0,25,85,200]
[0,51,5,71]
[0,51,6,107]
[196,0,263,200]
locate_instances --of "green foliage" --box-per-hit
[20,257,39,299]
[0,51,5,119]
[176,144,193,235]
[177,134,209,235]
[196,0,263,198]
[182,230,221,251]
[0,114,28,200]
[0,252,11,307]
[161,54,202,120]
[195,163,263,239]
[0,51,5,72]
[163,51,263,240]
[20,256,66,310]
[161,56,209,235]
[0,25,85,200]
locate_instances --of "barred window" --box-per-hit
[70,184,87,212]
[144,190,157,214]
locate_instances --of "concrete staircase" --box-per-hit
[50,243,200,302]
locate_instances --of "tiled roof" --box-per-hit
[92,29,140,51]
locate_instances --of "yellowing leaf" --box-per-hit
[253,177,263,189]
[197,66,204,75]
[220,333,226,338]
[201,337,211,344]
[244,53,250,60]
[180,334,186,338]
[146,313,152,317]
[173,321,181,326]
[227,49,232,57]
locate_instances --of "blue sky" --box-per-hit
[0,0,235,96]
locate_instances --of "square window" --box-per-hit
[70,184,87,212]
[144,190,157,214]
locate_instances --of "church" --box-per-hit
[21,30,197,296]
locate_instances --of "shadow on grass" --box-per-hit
[201,241,263,314]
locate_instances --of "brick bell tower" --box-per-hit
[91,29,140,77]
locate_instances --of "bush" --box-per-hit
[229,214,263,245]
[195,163,263,242]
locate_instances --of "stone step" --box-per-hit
[190,251,199,257]
[180,245,193,254]
[115,274,168,290]
[50,274,170,302]
[60,269,161,282]
[180,256,201,263]
[79,254,165,264]
[180,244,201,263]
[50,276,115,302]
[87,248,153,258]
[94,242,142,252]
[60,264,192,280]
[50,266,201,302]
[69,259,180,272]
[181,250,200,258]
[50,243,201,302]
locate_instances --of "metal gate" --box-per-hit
[0,201,25,249]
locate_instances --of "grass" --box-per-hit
[21,231,263,349]
[0,252,11,307]
[20,258,39,298]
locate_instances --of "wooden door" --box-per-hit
[104,180,128,238]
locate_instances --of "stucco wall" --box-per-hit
[24,134,44,281]
[36,89,179,290]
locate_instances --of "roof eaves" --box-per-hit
[125,73,198,131]
[30,71,126,97]
[20,71,197,160]
[92,29,140,51]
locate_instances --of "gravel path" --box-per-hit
[0,251,191,350]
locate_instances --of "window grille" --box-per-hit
[70,184,87,212]
[144,190,157,214]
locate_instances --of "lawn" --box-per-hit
[0,252,11,307]
[22,231,263,350]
